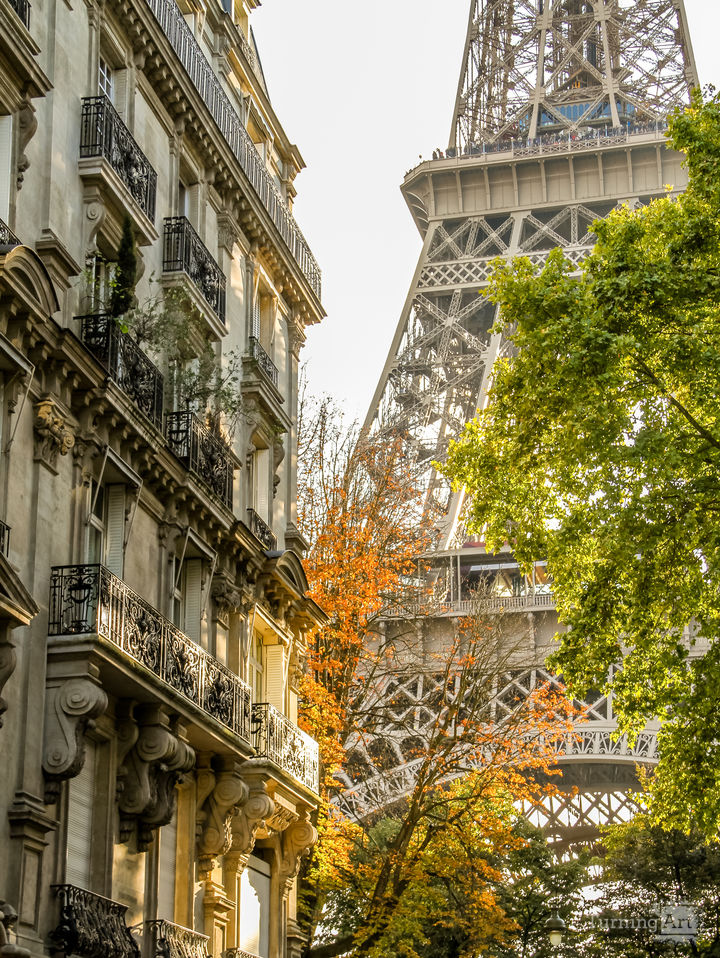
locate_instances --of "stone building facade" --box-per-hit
[0,0,325,955]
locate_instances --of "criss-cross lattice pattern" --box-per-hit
[337,665,658,827]
[451,0,697,152]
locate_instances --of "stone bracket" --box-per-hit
[278,809,317,898]
[116,703,194,850]
[197,758,249,877]
[42,672,107,805]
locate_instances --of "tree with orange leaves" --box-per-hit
[295,392,577,958]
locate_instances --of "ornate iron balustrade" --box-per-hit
[80,96,157,221]
[224,950,261,958]
[79,313,164,428]
[8,0,30,27]
[0,521,9,558]
[246,508,276,551]
[48,565,252,742]
[247,336,279,389]
[0,218,21,248]
[143,0,321,298]
[163,217,226,322]
[165,409,234,509]
[143,920,209,958]
[252,703,319,792]
[50,885,140,958]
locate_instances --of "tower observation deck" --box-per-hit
[354,0,699,841]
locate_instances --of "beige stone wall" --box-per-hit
[0,0,325,954]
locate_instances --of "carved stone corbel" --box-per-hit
[278,809,317,898]
[16,102,38,192]
[228,768,275,872]
[272,438,286,499]
[117,705,195,849]
[197,759,249,877]
[0,901,30,958]
[33,399,75,473]
[42,674,108,804]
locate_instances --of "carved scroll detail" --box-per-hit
[42,677,108,804]
[279,809,317,897]
[197,759,249,877]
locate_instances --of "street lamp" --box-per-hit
[544,910,567,948]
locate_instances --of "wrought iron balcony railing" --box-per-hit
[80,96,157,222]
[48,565,252,742]
[224,950,261,958]
[0,218,21,248]
[165,410,234,509]
[50,885,140,958]
[247,336,279,389]
[252,703,319,793]
[162,217,226,322]
[143,0,321,299]
[79,313,164,428]
[0,520,9,558]
[143,920,209,958]
[8,0,30,28]
[246,508,276,551]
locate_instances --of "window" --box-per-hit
[157,812,177,920]
[239,855,270,958]
[253,447,270,521]
[169,535,216,645]
[66,740,97,886]
[98,57,114,101]
[248,632,264,702]
[87,481,126,577]
[0,115,14,225]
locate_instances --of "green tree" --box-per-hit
[109,214,137,317]
[442,90,720,834]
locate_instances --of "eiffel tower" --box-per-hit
[354,0,700,845]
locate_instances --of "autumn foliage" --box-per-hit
[295,392,577,958]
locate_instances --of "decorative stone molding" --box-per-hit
[16,102,38,192]
[278,809,317,898]
[42,673,107,804]
[33,399,75,473]
[272,438,285,499]
[229,768,275,868]
[116,705,195,850]
[0,641,17,730]
[288,318,306,359]
[0,901,30,958]
[197,759,249,877]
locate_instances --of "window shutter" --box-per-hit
[255,449,269,521]
[183,559,203,644]
[113,69,129,121]
[264,645,284,712]
[66,741,96,887]
[252,297,260,339]
[0,115,14,224]
[104,485,126,577]
[157,811,177,920]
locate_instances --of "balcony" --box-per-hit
[79,313,164,429]
[246,508,276,551]
[0,521,9,558]
[143,0,321,299]
[247,336,279,389]
[224,951,261,958]
[50,885,140,958]
[8,0,30,27]
[143,920,208,958]
[252,703,319,793]
[165,410,234,509]
[0,218,21,248]
[80,96,157,224]
[162,217,226,324]
[48,565,252,742]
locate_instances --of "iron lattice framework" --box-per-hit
[360,0,698,839]
[451,0,697,151]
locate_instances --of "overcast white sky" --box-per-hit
[252,1,719,422]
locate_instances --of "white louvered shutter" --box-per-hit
[104,485,126,577]
[264,645,284,712]
[113,69,129,121]
[183,559,203,643]
[255,449,269,521]
[157,812,177,920]
[66,741,96,887]
[0,115,14,224]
